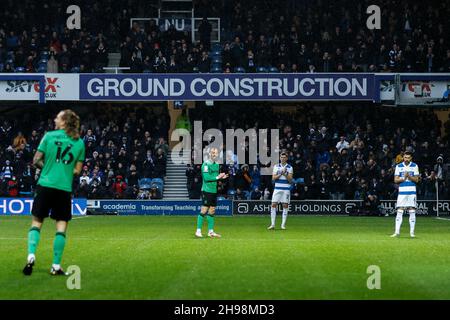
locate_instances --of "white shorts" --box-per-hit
[396,194,417,208]
[271,190,290,204]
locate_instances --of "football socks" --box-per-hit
[197,213,206,230]
[27,227,41,255]
[395,209,403,235]
[207,214,215,232]
[409,209,416,235]
[281,208,288,227]
[53,232,66,265]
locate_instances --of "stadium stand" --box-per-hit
[8,101,450,203]
[0,104,170,199]
[185,103,450,202]
[0,0,449,202]
[0,1,449,73]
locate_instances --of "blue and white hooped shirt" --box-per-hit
[272,163,293,191]
[394,162,419,195]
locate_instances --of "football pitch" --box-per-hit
[1,215,450,300]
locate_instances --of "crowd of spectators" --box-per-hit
[185,103,450,211]
[2,101,450,206]
[0,104,170,199]
[120,0,450,73]
[3,0,448,74]
[0,0,156,73]
[195,0,450,73]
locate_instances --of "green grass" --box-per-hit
[1,215,450,299]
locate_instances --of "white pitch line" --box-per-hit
[72,216,89,220]
[0,237,449,242]
[436,217,450,221]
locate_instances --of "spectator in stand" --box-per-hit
[188,174,202,199]
[77,179,90,198]
[1,160,14,180]
[198,51,211,73]
[230,36,245,67]
[336,136,350,153]
[234,188,246,200]
[153,148,167,178]
[79,171,91,185]
[423,169,438,200]
[127,165,139,188]
[149,182,162,199]
[198,17,212,49]
[249,165,260,190]
[94,42,108,72]
[7,176,19,197]
[112,175,127,198]
[250,187,263,200]
[361,190,380,216]
[329,169,345,200]
[234,164,252,192]
[155,137,169,156]
[47,50,58,73]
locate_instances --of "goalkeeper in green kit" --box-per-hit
[195,147,228,238]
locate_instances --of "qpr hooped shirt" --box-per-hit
[394,161,419,195]
[272,163,293,191]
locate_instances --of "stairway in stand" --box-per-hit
[163,153,190,199]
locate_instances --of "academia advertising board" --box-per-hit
[87,200,233,216]
[79,73,376,101]
[0,198,87,216]
[0,74,79,101]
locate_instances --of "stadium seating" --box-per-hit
[256,67,267,73]
[211,57,222,65]
[269,67,279,73]
[0,105,170,200]
[0,0,448,74]
[70,66,81,73]
[151,178,164,189]
[37,65,47,73]
[138,178,152,190]
[211,44,222,53]
[40,51,49,60]
[185,102,450,201]
[211,66,222,73]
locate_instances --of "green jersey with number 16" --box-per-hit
[37,129,85,192]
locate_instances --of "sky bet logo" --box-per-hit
[5,78,60,98]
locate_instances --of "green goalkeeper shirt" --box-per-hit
[37,129,86,192]
[201,160,219,194]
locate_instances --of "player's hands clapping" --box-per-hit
[217,173,229,180]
